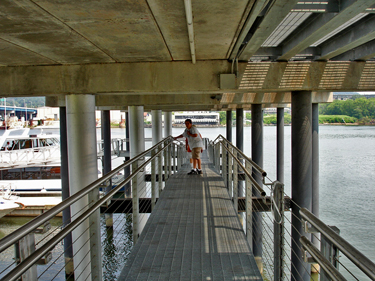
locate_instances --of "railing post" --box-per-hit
[89,188,102,281]
[216,143,220,172]
[233,150,238,212]
[245,160,252,249]
[151,149,157,210]
[172,143,176,175]
[222,142,227,188]
[168,142,172,176]
[213,143,216,166]
[321,226,340,281]
[14,233,37,280]
[163,141,168,182]
[158,144,163,193]
[228,147,233,199]
[176,145,181,171]
[274,181,285,281]
[132,161,139,243]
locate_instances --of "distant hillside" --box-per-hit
[1,97,45,108]
[333,92,360,95]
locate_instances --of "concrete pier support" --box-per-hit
[101,110,113,227]
[312,103,320,249]
[128,106,146,243]
[226,110,232,190]
[164,111,172,138]
[291,91,312,281]
[277,108,284,183]
[226,110,232,142]
[236,108,244,199]
[59,107,74,280]
[251,104,263,268]
[152,110,162,145]
[124,112,131,198]
[236,108,243,151]
[66,94,101,281]
[151,110,162,208]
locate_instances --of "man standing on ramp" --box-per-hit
[174,119,203,175]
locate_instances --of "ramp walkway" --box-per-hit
[119,153,263,280]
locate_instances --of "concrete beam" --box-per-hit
[238,0,300,61]
[318,14,375,60]
[278,0,375,61]
[332,39,375,61]
[0,60,244,96]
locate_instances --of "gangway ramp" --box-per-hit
[119,156,263,280]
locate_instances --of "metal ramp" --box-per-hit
[119,152,263,280]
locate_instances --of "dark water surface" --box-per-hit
[1,125,374,280]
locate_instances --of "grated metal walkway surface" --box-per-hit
[119,153,263,280]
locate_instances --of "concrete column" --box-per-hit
[66,94,101,281]
[101,110,113,227]
[164,111,172,138]
[277,108,284,183]
[124,112,131,198]
[152,110,162,145]
[236,108,243,151]
[151,110,162,207]
[291,91,312,281]
[312,103,320,248]
[128,106,145,243]
[226,110,232,142]
[251,104,263,265]
[59,107,74,280]
[236,108,244,199]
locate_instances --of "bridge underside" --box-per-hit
[1,0,375,110]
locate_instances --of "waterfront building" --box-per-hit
[174,111,220,125]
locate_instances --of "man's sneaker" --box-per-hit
[197,169,203,174]
[187,169,197,175]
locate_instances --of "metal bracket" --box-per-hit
[303,220,319,233]
[302,250,316,264]
[34,222,51,234]
[36,251,52,265]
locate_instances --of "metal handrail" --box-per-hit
[212,134,267,177]
[300,208,375,280]
[0,136,173,253]
[222,141,266,196]
[300,236,347,281]
[1,138,175,281]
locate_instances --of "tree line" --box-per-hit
[1,97,45,108]
[319,97,375,120]
[218,97,375,125]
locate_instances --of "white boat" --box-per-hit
[0,186,21,218]
[0,128,60,168]
[0,179,61,193]
[0,200,20,218]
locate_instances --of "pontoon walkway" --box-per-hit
[119,154,263,280]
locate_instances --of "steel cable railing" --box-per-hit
[207,135,375,281]
[0,136,183,281]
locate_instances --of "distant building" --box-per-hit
[174,112,220,125]
[333,92,375,100]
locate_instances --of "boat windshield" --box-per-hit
[0,137,59,151]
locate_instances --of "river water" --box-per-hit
[1,125,374,280]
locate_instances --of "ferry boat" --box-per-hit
[0,128,59,152]
[0,128,60,169]
[173,111,220,126]
[0,128,121,194]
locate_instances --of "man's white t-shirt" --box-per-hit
[182,126,203,149]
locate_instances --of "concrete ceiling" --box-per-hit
[1,0,375,111]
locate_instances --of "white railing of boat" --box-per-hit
[0,146,60,167]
